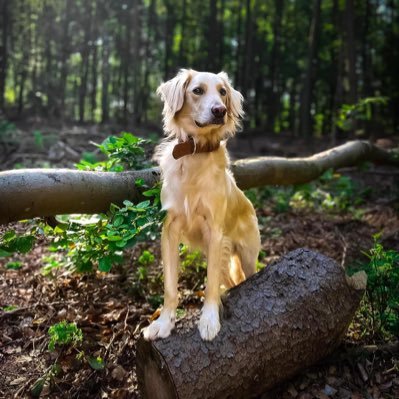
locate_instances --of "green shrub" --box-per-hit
[48,183,163,273]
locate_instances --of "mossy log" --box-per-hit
[136,248,366,399]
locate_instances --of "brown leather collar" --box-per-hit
[172,137,220,160]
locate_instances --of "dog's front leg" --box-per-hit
[198,229,225,341]
[142,214,181,340]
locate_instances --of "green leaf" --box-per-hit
[113,215,124,227]
[87,356,105,370]
[31,377,46,397]
[5,261,22,270]
[0,248,11,257]
[98,256,112,272]
[14,236,35,253]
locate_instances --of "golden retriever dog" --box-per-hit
[142,69,260,341]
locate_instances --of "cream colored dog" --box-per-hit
[142,69,260,341]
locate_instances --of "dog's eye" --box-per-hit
[193,87,204,95]
[220,88,227,96]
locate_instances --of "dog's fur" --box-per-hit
[142,69,260,341]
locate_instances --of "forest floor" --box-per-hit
[0,123,398,398]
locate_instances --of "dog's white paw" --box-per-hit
[198,302,220,341]
[142,311,175,341]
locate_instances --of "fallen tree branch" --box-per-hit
[0,140,397,224]
[136,249,367,399]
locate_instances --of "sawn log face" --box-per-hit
[137,248,365,399]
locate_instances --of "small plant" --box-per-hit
[0,119,16,143]
[48,321,83,351]
[350,234,399,338]
[41,255,62,276]
[137,249,155,281]
[33,130,44,150]
[246,169,365,214]
[30,364,61,397]
[5,261,23,270]
[180,245,207,273]
[1,305,18,312]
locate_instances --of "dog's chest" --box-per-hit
[160,156,228,218]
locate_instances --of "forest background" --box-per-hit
[0,0,398,142]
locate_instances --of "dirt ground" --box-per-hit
[0,123,398,398]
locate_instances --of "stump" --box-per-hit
[136,248,366,399]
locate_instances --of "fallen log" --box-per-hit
[0,140,398,224]
[136,248,366,399]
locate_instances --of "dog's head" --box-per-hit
[157,69,244,141]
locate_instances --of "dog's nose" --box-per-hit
[211,105,227,118]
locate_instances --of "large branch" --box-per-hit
[136,249,367,399]
[0,140,397,224]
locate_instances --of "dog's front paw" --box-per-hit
[142,311,175,341]
[198,302,220,341]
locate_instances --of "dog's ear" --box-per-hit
[157,69,192,116]
[217,71,244,121]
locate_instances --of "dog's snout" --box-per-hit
[211,105,227,118]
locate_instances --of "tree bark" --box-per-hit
[137,248,367,399]
[0,141,397,224]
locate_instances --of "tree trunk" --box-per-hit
[137,248,366,399]
[78,1,93,123]
[266,0,284,133]
[207,0,218,72]
[299,0,322,140]
[0,0,9,112]
[101,35,111,123]
[59,0,71,119]
[0,141,397,224]
[344,0,357,105]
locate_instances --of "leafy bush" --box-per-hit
[350,234,399,338]
[48,184,162,273]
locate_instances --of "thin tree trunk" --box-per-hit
[267,0,284,132]
[344,0,357,105]
[78,1,93,123]
[207,0,218,72]
[137,248,366,399]
[178,0,187,67]
[59,0,71,119]
[234,1,243,87]
[0,141,397,224]
[101,35,110,123]
[122,1,132,127]
[90,42,98,122]
[299,0,322,140]
[0,0,9,112]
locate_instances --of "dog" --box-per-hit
[142,69,260,341]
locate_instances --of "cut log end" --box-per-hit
[137,341,177,399]
[346,270,368,290]
[136,248,365,399]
